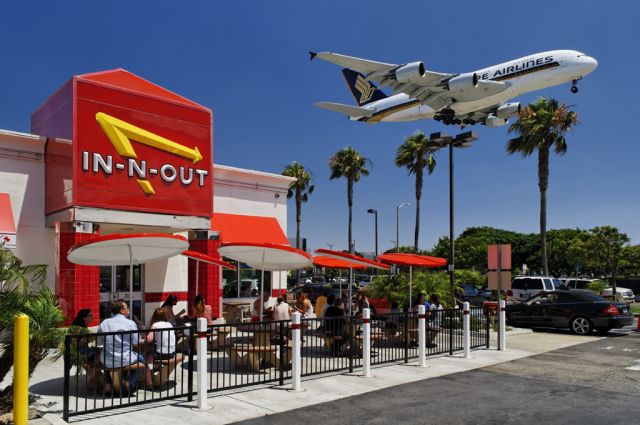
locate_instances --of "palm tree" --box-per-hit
[507,97,578,275]
[329,147,371,253]
[395,131,437,250]
[282,161,314,251]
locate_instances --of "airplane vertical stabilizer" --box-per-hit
[341,69,387,106]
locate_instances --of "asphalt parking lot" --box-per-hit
[236,326,640,425]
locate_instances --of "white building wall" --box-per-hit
[213,165,294,293]
[0,131,55,288]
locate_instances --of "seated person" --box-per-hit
[272,295,291,322]
[385,302,402,331]
[161,294,186,326]
[145,308,176,362]
[294,292,314,318]
[315,288,329,319]
[68,309,98,368]
[324,298,351,350]
[251,292,273,321]
[191,294,214,326]
[98,300,152,392]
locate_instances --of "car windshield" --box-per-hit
[572,291,606,302]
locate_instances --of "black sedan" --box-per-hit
[505,290,633,335]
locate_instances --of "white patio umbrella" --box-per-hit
[218,242,313,319]
[314,249,390,315]
[68,233,189,319]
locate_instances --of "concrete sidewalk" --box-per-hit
[35,330,599,425]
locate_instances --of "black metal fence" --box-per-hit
[63,325,194,421]
[63,308,489,420]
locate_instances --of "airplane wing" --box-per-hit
[310,51,510,111]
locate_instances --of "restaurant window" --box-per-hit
[221,259,271,299]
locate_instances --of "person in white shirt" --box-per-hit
[98,300,152,392]
[272,296,291,322]
[145,308,176,361]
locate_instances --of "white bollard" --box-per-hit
[499,299,506,351]
[418,305,426,367]
[463,302,471,359]
[362,308,371,377]
[291,312,302,391]
[195,318,211,410]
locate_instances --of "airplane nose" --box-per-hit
[585,56,598,72]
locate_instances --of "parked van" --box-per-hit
[565,278,600,290]
[510,276,563,301]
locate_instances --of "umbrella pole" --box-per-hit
[260,252,265,320]
[195,260,200,297]
[349,265,353,316]
[409,266,413,311]
[339,270,342,295]
[128,245,133,320]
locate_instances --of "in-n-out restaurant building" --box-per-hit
[0,69,295,326]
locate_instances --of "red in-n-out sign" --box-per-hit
[488,244,512,270]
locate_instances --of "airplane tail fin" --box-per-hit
[341,68,387,106]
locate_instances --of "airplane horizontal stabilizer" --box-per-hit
[314,102,374,117]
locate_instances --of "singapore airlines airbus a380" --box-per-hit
[310,50,597,126]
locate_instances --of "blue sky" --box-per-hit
[1,1,638,254]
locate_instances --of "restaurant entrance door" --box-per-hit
[99,264,144,322]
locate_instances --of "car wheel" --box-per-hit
[570,316,593,335]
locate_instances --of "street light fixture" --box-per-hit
[427,131,478,305]
[396,202,411,252]
[367,208,378,257]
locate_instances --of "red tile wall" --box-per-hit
[55,223,100,326]
[144,291,188,303]
[188,238,222,319]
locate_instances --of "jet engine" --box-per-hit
[447,72,478,91]
[485,114,508,127]
[395,62,426,83]
[496,102,521,119]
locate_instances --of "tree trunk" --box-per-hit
[414,168,423,250]
[348,179,353,253]
[538,146,550,275]
[296,189,302,285]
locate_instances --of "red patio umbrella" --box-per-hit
[313,255,368,297]
[218,242,313,319]
[68,233,189,319]
[377,253,447,307]
[314,249,390,315]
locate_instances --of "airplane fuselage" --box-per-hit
[362,50,597,123]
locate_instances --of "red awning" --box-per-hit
[0,193,16,234]
[182,250,236,270]
[212,213,289,245]
[377,253,447,268]
[0,193,16,249]
[313,255,368,270]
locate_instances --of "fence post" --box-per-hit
[194,318,211,410]
[362,308,371,377]
[403,311,409,364]
[291,312,302,391]
[186,323,194,401]
[63,335,70,422]
[278,321,285,386]
[449,309,454,356]
[463,302,471,358]
[499,299,506,351]
[418,305,426,367]
[485,307,490,349]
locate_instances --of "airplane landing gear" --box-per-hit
[571,77,582,93]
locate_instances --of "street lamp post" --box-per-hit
[367,208,378,257]
[427,131,478,306]
[396,203,411,252]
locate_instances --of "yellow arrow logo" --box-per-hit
[95,112,204,195]
[96,112,203,163]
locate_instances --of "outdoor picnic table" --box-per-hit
[225,344,278,372]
